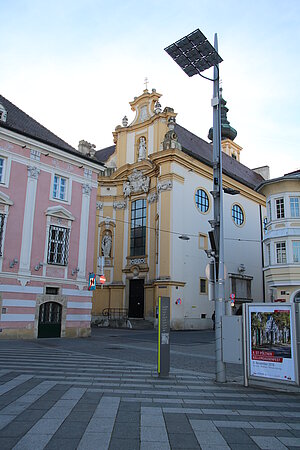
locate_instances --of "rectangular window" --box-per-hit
[266,243,271,266]
[130,199,146,256]
[290,197,300,218]
[198,233,208,250]
[0,213,5,256]
[0,158,4,183]
[276,242,286,264]
[292,241,300,263]
[267,200,272,221]
[276,198,285,219]
[47,225,70,265]
[53,175,67,201]
[200,278,207,294]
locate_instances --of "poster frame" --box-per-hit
[244,303,299,386]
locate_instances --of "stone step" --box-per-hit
[128,319,154,330]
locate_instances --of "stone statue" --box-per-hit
[138,137,146,161]
[101,232,112,258]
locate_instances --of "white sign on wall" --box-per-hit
[248,304,297,383]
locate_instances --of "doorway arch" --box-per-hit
[38,302,62,338]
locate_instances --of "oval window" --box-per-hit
[195,189,209,213]
[232,204,244,226]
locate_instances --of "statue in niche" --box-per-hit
[101,232,112,258]
[138,136,147,161]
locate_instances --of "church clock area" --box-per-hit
[92,87,267,330]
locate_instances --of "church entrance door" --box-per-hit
[128,279,144,318]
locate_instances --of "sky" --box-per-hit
[1,0,299,178]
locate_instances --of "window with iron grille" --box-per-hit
[195,189,209,213]
[53,175,67,201]
[232,204,244,226]
[0,158,4,184]
[276,241,286,264]
[130,199,146,256]
[47,225,70,265]
[0,213,5,256]
[276,198,285,219]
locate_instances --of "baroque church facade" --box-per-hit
[93,88,267,330]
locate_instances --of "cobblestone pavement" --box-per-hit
[0,334,299,449]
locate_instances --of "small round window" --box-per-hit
[195,189,209,213]
[232,204,244,226]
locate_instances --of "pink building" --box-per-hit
[0,95,104,338]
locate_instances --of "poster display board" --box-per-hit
[247,304,297,383]
[157,296,170,377]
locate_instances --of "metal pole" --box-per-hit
[212,33,226,382]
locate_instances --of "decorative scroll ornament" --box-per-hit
[27,166,40,179]
[82,184,92,195]
[30,149,40,161]
[123,169,150,198]
[157,180,173,192]
[147,192,158,203]
[113,200,127,209]
[96,201,103,210]
[84,168,92,179]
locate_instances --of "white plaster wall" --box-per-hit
[126,132,135,164]
[169,161,265,329]
[148,125,154,156]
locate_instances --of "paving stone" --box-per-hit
[0,420,33,438]
[0,437,18,450]
[140,442,171,450]
[229,444,260,450]
[189,420,217,431]
[213,420,253,428]
[13,433,52,450]
[77,431,112,450]
[168,432,200,448]
[193,430,228,446]
[45,437,81,450]
[112,421,139,439]
[277,437,300,447]
[218,427,255,444]
[251,436,288,449]
[115,411,139,422]
[141,426,169,442]
[109,437,139,450]
[52,420,88,439]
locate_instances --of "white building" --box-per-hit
[256,170,300,303]
[92,89,267,329]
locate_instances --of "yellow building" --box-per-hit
[257,170,300,303]
[92,88,266,329]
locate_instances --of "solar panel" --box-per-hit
[164,28,223,76]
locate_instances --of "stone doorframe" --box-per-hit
[35,294,67,338]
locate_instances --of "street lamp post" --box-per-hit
[165,29,226,382]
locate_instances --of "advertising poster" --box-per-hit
[248,305,296,382]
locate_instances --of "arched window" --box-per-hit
[130,199,146,256]
[195,189,209,213]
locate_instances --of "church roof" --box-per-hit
[95,145,116,163]
[175,123,263,189]
[0,94,104,165]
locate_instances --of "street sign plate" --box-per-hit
[88,273,96,291]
